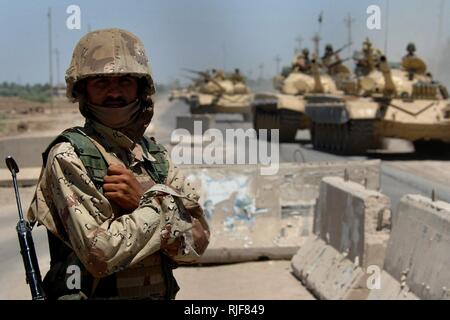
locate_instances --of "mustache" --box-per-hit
[103,97,127,106]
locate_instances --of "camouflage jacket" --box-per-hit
[28,120,208,279]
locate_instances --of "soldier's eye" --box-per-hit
[94,79,109,88]
[120,77,133,86]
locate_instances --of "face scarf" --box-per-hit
[86,100,141,129]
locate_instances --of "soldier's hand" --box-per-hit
[103,164,144,211]
[160,224,182,257]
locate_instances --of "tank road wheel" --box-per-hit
[311,121,375,155]
[278,110,302,143]
[254,108,280,141]
[413,140,448,156]
[242,112,253,122]
[311,122,318,149]
[340,120,377,155]
[254,108,301,142]
[313,123,324,150]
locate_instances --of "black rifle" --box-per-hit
[327,57,351,69]
[5,156,46,300]
[333,42,353,56]
[183,68,227,93]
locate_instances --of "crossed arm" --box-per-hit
[43,142,209,277]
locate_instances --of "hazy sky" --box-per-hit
[1,0,449,85]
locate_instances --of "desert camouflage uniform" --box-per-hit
[28,119,206,299]
[27,28,209,299]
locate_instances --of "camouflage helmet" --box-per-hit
[325,44,333,52]
[406,42,416,53]
[302,48,310,56]
[363,38,372,51]
[65,28,155,102]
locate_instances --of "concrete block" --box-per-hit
[291,236,365,300]
[366,271,418,300]
[313,176,390,269]
[0,167,42,187]
[0,135,55,169]
[198,246,299,264]
[383,195,450,300]
[178,160,381,264]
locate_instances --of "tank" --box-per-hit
[168,87,193,103]
[185,70,254,121]
[305,53,450,154]
[252,58,340,142]
[168,76,205,103]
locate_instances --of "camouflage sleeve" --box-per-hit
[45,142,196,277]
[159,151,210,263]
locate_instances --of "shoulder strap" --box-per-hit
[140,137,169,184]
[42,127,108,192]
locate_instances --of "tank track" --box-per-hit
[253,107,304,142]
[311,120,379,155]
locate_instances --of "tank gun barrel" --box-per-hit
[379,56,397,97]
[183,68,226,93]
[311,59,325,93]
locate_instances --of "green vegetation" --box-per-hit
[0,82,50,103]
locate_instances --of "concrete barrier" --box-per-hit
[368,194,450,300]
[291,236,365,300]
[0,135,55,169]
[179,161,381,264]
[291,176,391,299]
[314,177,391,269]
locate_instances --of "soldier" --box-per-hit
[320,44,348,76]
[354,38,382,76]
[27,29,210,300]
[321,44,336,67]
[292,48,311,73]
[401,42,426,75]
[404,42,416,58]
[214,69,226,81]
[230,68,245,83]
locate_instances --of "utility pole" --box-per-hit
[384,0,390,56]
[312,34,321,58]
[47,7,54,110]
[344,13,355,57]
[437,0,445,44]
[436,0,445,71]
[54,48,60,87]
[247,68,253,82]
[295,35,303,54]
[258,63,264,82]
[222,43,227,71]
[274,55,281,74]
[313,11,323,58]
